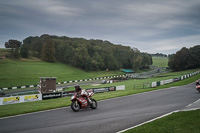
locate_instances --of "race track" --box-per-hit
[0,83,199,133]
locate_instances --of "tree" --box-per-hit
[168,47,189,71]
[41,38,55,62]
[141,54,152,68]
[104,54,119,70]
[10,47,20,59]
[20,44,29,58]
[73,47,91,70]
[188,45,200,69]
[132,56,143,70]
[91,52,104,70]
[5,40,21,48]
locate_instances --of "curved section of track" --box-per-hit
[0,83,199,133]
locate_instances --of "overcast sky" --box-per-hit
[0,0,200,54]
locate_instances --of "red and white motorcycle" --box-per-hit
[196,85,200,93]
[70,90,97,112]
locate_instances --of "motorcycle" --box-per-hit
[70,91,97,112]
[196,85,200,93]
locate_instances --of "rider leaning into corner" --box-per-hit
[75,84,92,104]
[196,80,199,85]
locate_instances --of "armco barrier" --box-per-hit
[152,82,157,87]
[0,94,42,105]
[160,80,165,86]
[151,70,200,88]
[116,85,125,90]
[156,81,161,86]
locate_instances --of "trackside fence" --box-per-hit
[151,70,200,88]
[0,75,126,91]
[0,85,125,105]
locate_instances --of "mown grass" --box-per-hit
[0,55,168,88]
[0,58,124,88]
[125,109,200,133]
[152,56,169,67]
[0,69,199,118]
[0,97,71,117]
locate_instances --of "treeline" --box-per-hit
[168,45,200,71]
[151,53,167,57]
[7,34,153,71]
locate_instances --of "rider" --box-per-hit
[75,84,82,94]
[75,84,92,104]
[196,80,199,85]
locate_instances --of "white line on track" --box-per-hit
[117,106,200,133]
[117,97,200,133]
[116,110,179,133]
[185,98,200,108]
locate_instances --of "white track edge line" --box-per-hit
[117,97,200,133]
[116,110,180,133]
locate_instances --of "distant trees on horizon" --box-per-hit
[5,35,200,72]
[20,34,152,71]
[168,45,200,71]
[151,53,167,57]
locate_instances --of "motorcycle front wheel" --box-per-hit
[71,101,80,112]
[90,98,97,109]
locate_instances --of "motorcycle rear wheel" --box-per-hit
[90,99,97,109]
[71,101,80,112]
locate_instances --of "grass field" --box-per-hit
[152,56,169,67]
[0,51,169,88]
[0,58,124,88]
[125,109,200,133]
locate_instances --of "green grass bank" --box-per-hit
[0,54,168,88]
[152,56,168,67]
[125,109,200,133]
[0,58,124,88]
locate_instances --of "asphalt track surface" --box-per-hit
[1,83,199,133]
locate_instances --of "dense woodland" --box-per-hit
[4,35,200,72]
[168,45,200,71]
[5,34,153,71]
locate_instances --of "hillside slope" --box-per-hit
[0,58,123,88]
[152,56,168,67]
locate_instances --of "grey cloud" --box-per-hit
[0,0,200,54]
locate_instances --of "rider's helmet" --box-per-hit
[196,80,199,85]
[75,84,81,92]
